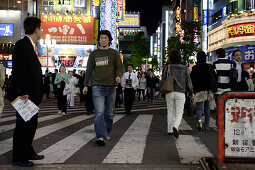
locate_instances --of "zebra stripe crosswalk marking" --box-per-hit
[0,115,93,155]
[35,115,125,164]
[175,135,213,164]
[103,115,153,164]
[0,115,61,133]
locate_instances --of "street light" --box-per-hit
[40,34,56,71]
[143,57,152,71]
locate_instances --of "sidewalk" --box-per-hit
[0,164,202,170]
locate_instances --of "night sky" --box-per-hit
[125,0,170,35]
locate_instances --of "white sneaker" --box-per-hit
[58,110,62,115]
[62,112,66,116]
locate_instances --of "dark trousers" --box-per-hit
[138,89,145,101]
[12,113,38,162]
[84,86,94,112]
[124,88,135,112]
[57,88,67,113]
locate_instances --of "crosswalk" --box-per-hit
[0,98,217,165]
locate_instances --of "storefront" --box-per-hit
[37,44,96,73]
[38,0,99,74]
[208,11,255,74]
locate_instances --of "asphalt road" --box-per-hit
[0,96,219,169]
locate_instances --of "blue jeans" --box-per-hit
[92,86,116,140]
[196,100,210,129]
[147,87,155,102]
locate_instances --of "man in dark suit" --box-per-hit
[11,17,44,167]
[232,49,248,91]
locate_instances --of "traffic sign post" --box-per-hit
[200,92,255,170]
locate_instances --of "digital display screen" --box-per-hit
[0,23,14,37]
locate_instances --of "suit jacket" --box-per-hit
[12,36,43,105]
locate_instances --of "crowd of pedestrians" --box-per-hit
[0,16,255,167]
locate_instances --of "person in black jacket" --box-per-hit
[190,51,217,132]
[146,69,159,103]
[232,49,248,91]
[11,17,44,167]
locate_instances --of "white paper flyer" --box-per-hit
[11,96,40,122]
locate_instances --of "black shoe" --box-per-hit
[28,154,45,160]
[168,132,173,135]
[202,128,209,132]
[95,139,106,146]
[87,111,92,115]
[13,160,34,167]
[125,110,131,114]
[173,127,179,139]
[197,125,202,132]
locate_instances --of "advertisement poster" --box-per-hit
[41,15,93,43]
[118,14,140,27]
[225,99,255,158]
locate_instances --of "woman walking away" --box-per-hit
[67,71,78,108]
[54,65,70,116]
[138,73,146,102]
[190,51,217,132]
[156,49,193,139]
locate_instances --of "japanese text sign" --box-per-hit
[117,0,124,21]
[227,23,255,39]
[41,15,93,44]
[225,99,255,158]
[118,14,140,27]
[74,0,86,8]
[225,45,255,62]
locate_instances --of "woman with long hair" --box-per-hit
[157,49,193,139]
[54,65,70,116]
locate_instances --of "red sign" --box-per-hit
[227,23,255,39]
[0,54,12,60]
[117,0,123,21]
[41,15,93,44]
[59,57,75,67]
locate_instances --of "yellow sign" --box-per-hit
[194,7,198,21]
[118,14,140,27]
[176,6,180,21]
[93,0,99,6]
[227,23,255,38]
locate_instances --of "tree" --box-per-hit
[127,32,150,71]
[167,21,202,66]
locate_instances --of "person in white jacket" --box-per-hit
[121,64,139,114]
[67,71,78,108]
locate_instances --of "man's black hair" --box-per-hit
[97,30,113,46]
[232,49,242,57]
[127,64,133,68]
[24,17,41,35]
[216,48,226,58]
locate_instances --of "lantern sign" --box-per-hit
[176,6,181,34]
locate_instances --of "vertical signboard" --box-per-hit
[116,0,124,21]
[225,99,255,158]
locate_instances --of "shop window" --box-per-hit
[229,1,238,13]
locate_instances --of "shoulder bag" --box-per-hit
[160,64,174,94]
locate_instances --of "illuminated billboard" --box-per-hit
[118,13,140,27]
[41,15,93,44]
[0,23,13,37]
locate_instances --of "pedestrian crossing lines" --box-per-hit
[0,99,217,165]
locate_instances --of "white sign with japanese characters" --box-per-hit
[225,99,255,158]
